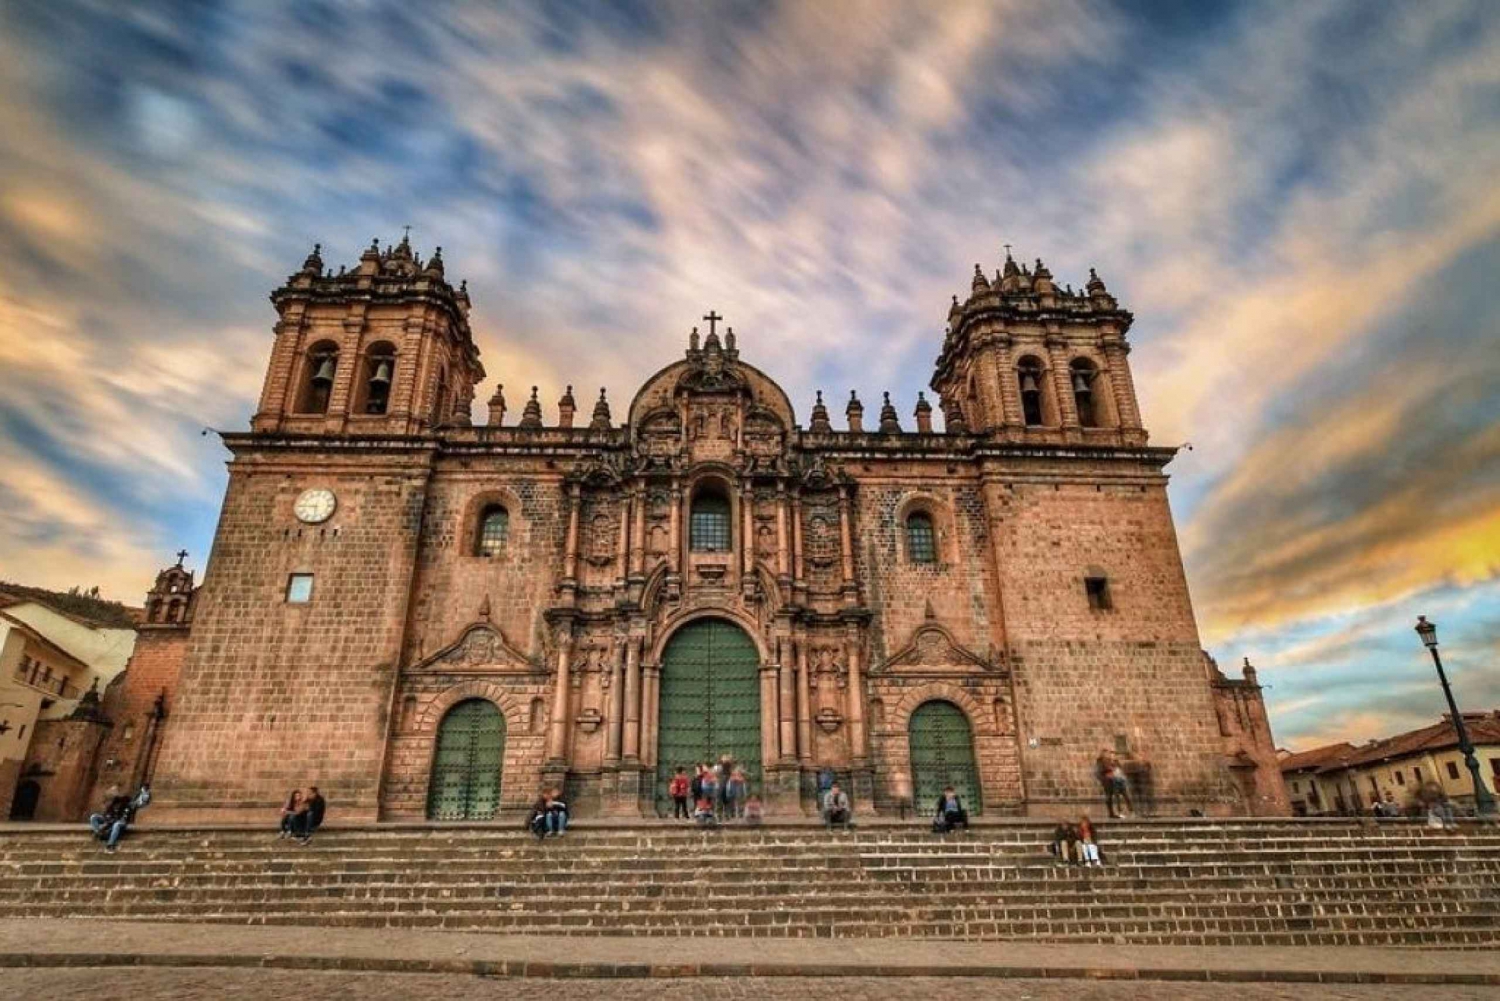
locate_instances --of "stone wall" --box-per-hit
[150,444,435,823]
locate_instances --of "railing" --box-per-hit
[10,670,81,700]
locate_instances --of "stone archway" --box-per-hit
[426,699,507,821]
[653,618,762,814]
[908,700,982,815]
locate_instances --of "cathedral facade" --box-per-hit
[148,237,1283,823]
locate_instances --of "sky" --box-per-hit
[0,0,1497,751]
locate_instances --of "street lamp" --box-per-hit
[1415,616,1496,818]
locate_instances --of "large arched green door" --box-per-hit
[909,700,981,815]
[655,619,762,813]
[427,699,506,820]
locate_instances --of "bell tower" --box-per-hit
[252,236,484,435]
[930,250,1146,446]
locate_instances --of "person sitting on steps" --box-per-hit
[822,782,852,828]
[1050,819,1079,865]
[1076,815,1103,866]
[932,785,969,834]
[278,789,302,839]
[527,789,552,840]
[546,786,569,837]
[693,792,717,826]
[292,786,326,845]
[89,786,132,854]
[743,794,764,827]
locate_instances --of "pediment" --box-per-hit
[408,623,539,675]
[872,622,996,676]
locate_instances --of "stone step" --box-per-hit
[17,905,1499,945]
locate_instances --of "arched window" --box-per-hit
[906,511,937,564]
[476,505,509,556]
[1017,357,1045,426]
[358,342,396,415]
[1071,358,1100,428]
[296,342,339,414]
[689,487,731,552]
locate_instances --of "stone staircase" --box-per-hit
[2,819,1498,945]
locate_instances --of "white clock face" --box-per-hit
[293,488,337,524]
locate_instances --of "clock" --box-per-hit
[293,488,337,524]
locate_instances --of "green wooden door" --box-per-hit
[655,619,762,812]
[427,699,506,820]
[909,700,981,815]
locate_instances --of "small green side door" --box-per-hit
[655,619,762,812]
[427,699,506,820]
[909,700,981,815]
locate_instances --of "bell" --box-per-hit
[370,359,392,386]
[1071,369,1092,394]
[1019,372,1040,394]
[311,356,337,386]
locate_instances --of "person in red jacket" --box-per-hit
[668,766,691,820]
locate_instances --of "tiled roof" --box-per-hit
[1340,714,1500,768]
[1278,742,1357,774]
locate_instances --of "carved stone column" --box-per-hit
[795,640,813,765]
[668,479,682,576]
[1045,332,1080,429]
[545,618,576,765]
[623,636,642,762]
[615,493,630,590]
[1101,332,1143,432]
[562,482,582,588]
[630,485,647,576]
[845,626,868,764]
[760,663,779,767]
[775,483,789,580]
[641,663,661,769]
[778,638,797,764]
[837,485,857,603]
[604,640,625,766]
[791,488,805,585]
[740,480,755,579]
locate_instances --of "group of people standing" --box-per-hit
[277,787,327,844]
[670,756,763,825]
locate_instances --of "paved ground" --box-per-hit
[7,970,1500,1000]
[2,918,1500,984]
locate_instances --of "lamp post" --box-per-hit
[1415,616,1496,818]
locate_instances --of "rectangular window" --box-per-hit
[1085,577,1112,611]
[1447,761,1460,780]
[1394,770,1404,786]
[286,573,314,603]
[1291,781,1300,793]
[1413,767,1422,783]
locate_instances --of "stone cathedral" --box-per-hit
[148,236,1285,824]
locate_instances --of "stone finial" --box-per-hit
[948,294,962,321]
[393,230,413,260]
[557,385,576,428]
[300,242,323,276]
[1241,656,1258,684]
[724,326,737,356]
[688,326,700,354]
[487,384,506,427]
[589,387,611,431]
[971,264,990,294]
[846,390,864,433]
[1086,267,1108,296]
[914,391,933,434]
[878,391,901,434]
[1003,249,1020,278]
[519,386,543,429]
[357,238,381,276]
[423,245,445,278]
[945,399,967,435]
[809,390,832,434]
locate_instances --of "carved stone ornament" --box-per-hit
[407,623,538,675]
[575,707,603,733]
[872,622,996,676]
[815,707,843,733]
